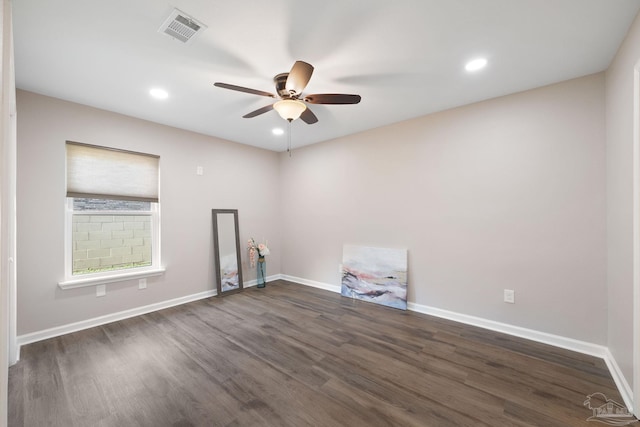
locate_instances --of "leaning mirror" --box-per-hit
[212,209,243,296]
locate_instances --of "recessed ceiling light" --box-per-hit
[272,128,284,136]
[149,88,169,100]
[465,58,488,72]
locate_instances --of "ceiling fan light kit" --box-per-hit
[274,99,307,121]
[214,61,361,124]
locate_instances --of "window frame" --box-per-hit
[58,198,164,289]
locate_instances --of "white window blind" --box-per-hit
[66,141,159,202]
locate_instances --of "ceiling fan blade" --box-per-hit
[214,82,276,98]
[285,61,314,94]
[304,93,361,104]
[243,104,274,118]
[300,107,318,124]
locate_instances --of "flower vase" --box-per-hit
[257,256,266,288]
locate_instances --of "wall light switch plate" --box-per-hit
[97,284,106,297]
[139,278,147,289]
[504,289,515,304]
[196,166,204,176]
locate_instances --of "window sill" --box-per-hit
[58,267,166,290]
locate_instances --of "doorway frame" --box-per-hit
[633,60,640,415]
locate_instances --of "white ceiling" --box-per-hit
[12,0,640,151]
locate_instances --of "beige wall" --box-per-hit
[280,73,607,344]
[14,59,617,374]
[16,90,281,335]
[17,73,610,345]
[606,10,640,395]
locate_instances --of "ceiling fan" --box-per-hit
[214,61,361,124]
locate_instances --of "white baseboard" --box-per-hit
[283,275,607,357]
[281,274,341,293]
[407,302,608,358]
[604,348,634,412]
[407,303,638,411]
[16,274,284,354]
[245,274,281,288]
[282,275,635,409]
[16,274,634,412]
[16,289,217,355]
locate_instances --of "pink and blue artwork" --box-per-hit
[219,253,239,292]
[341,245,408,310]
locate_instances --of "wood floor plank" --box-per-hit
[8,280,628,426]
[7,362,23,427]
[320,342,513,426]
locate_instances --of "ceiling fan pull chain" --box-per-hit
[287,119,292,157]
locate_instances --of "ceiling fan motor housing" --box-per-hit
[274,73,294,98]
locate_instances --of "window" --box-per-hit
[70,198,153,275]
[60,142,163,288]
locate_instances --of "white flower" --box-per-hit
[257,243,270,256]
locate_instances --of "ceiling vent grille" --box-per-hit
[158,9,206,44]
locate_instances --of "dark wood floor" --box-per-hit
[8,280,626,426]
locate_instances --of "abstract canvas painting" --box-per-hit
[341,245,408,310]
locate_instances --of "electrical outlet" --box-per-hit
[96,284,106,297]
[504,289,515,304]
[139,278,147,290]
[338,264,343,274]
